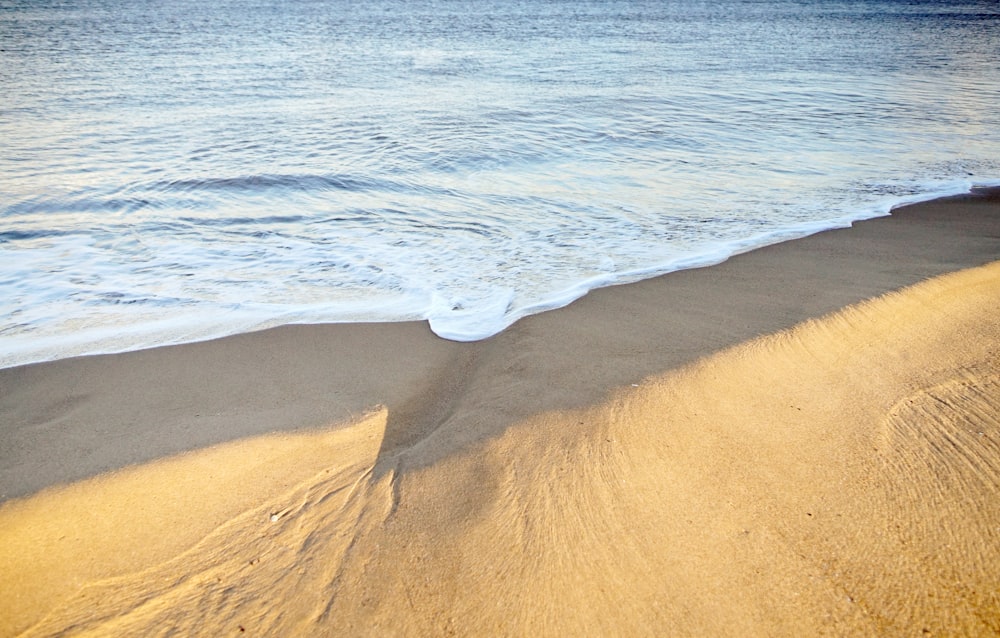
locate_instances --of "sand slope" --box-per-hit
[3,260,998,637]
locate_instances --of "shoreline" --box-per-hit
[4,188,998,500]
[1,188,999,635]
[4,183,999,371]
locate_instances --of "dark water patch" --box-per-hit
[158,173,372,195]
[152,172,459,199]
[176,214,309,228]
[83,291,191,308]
[311,213,389,227]
[0,228,85,242]
[5,195,154,216]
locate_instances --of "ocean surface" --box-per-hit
[2,0,999,368]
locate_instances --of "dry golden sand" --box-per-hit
[1,192,999,636]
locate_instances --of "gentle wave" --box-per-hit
[3,179,997,369]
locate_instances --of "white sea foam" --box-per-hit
[423,179,1000,343]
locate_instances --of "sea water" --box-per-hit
[2,0,999,367]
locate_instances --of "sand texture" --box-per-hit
[1,190,999,636]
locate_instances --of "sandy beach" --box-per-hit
[1,189,999,636]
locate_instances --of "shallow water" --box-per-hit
[2,0,999,366]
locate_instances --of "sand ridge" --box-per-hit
[2,260,999,636]
[0,410,393,636]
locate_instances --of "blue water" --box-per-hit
[2,0,999,367]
